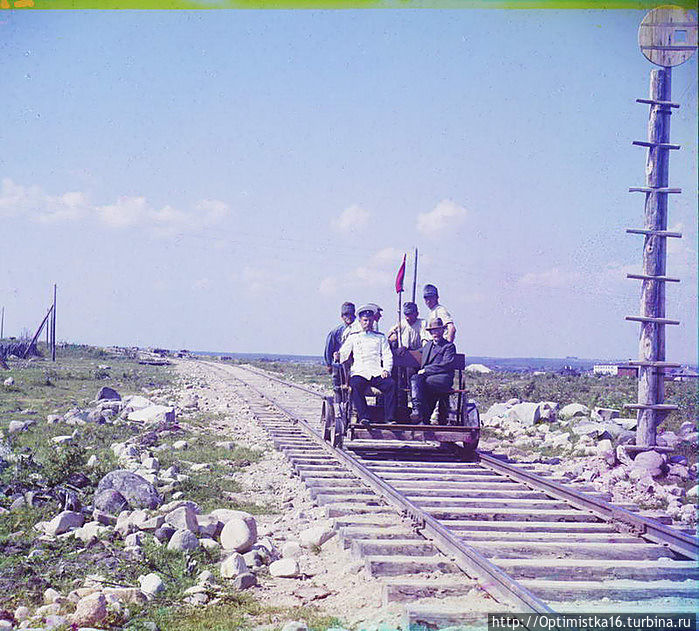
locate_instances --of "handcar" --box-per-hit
[321,352,480,458]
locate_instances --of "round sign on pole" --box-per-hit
[639,5,698,67]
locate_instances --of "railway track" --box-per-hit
[200,360,698,629]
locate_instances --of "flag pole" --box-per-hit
[411,247,418,304]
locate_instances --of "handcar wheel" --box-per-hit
[330,402,346,448]
[321,396,334,442]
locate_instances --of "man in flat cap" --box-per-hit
[422,284,456,343]
[324,301,356,402]
[410,317,456,424]
[338,304,396,425]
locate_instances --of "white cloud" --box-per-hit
[417,199,468,235]
[0,178,89,223]
[333,204,370,232]
[97,196,150,228]
[0,178,230,236]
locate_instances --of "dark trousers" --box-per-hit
[330,363,343,402]
[411,373,452,421]
[349,375,396,422]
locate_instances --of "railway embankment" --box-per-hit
[1,348,697,630]
[0,348,408,631]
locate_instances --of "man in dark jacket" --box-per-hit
[324,302,355,402]
[410,317,456,424]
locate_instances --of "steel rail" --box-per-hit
[207,361,553,614]
[479,453,699,560]
[216,361,699,559]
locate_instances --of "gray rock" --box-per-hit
[46,510,84,536]
[592,407,620,422]
[197,514,223,539]
[631,450,665,478]
[8,420,30,433]
[233,572,257,590]
[219,513,257,553]
[507,402,541,426]
[154,525,176,543]
[243,549,265,568]
[281,541,303,559]
[94,489,129,515]
[96,470,161,509]
[281,622,308,631]
[3,377,14,387]
[96,386,121,401]
[138,573,165,596]
[299,525,335,548]
[559,403,590,421]
[220,553,248,578]
[165,506,199,533]
[269,558,300,578]
[483,402,509,421]
[128,406,176,424]
[167,529,199,552]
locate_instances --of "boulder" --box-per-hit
[96,386,121,401]
[167,529,199,552]
[71,593,107,628]
[538,402,558,422]
[96,470,161,509]
[138,573,165,597]
[299,526,335,548]
[269,558,300,578]
[94,489,129,515]
[507,402,541,426]
[200,538,222,556]
[197,514,223,539]
[631,450,665,478]
[657,431,680,449]
[220,553,248,578]
[128,405,176,424]
[3,377,14,387]
[559,403,590,421]
[74,521,109,544]
[483,403,509,421]
[46,511,84,536]
[687,485,698,499]
[596,439,616,466]
[122,395,153,412]
[465,363,491,374]
[8,420,30,434]
[282,622,308,631]
[219,513,257,553]
[592,407,620,422]
[233,573,257,590]
[165,506,199,533]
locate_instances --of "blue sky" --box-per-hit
[1,10,697,361]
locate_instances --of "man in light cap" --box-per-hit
[365,302,383,332]
[410,317,456,424]
[422,284,456,343]
[338,304,396,425]
[324,301,356,402]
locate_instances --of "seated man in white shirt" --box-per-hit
[338,304,397,426]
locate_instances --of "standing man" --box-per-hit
[410,317,456,424]
[324,302,355,402]
[387,301,424,351]
[422,284,456,343]
[338,304,396,425]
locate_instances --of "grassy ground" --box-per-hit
[0,346,339,630]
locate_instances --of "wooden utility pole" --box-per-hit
[51,284,57,361]
[624,7,697,447]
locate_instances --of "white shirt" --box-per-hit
[339,330,393,379]
[423,304,455,341]
[389,319,423,350]
[340,318,363,342]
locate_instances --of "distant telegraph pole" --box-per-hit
[625,6,697,447]
[51,284,57,362]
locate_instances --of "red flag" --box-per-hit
[395,254,406,293]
